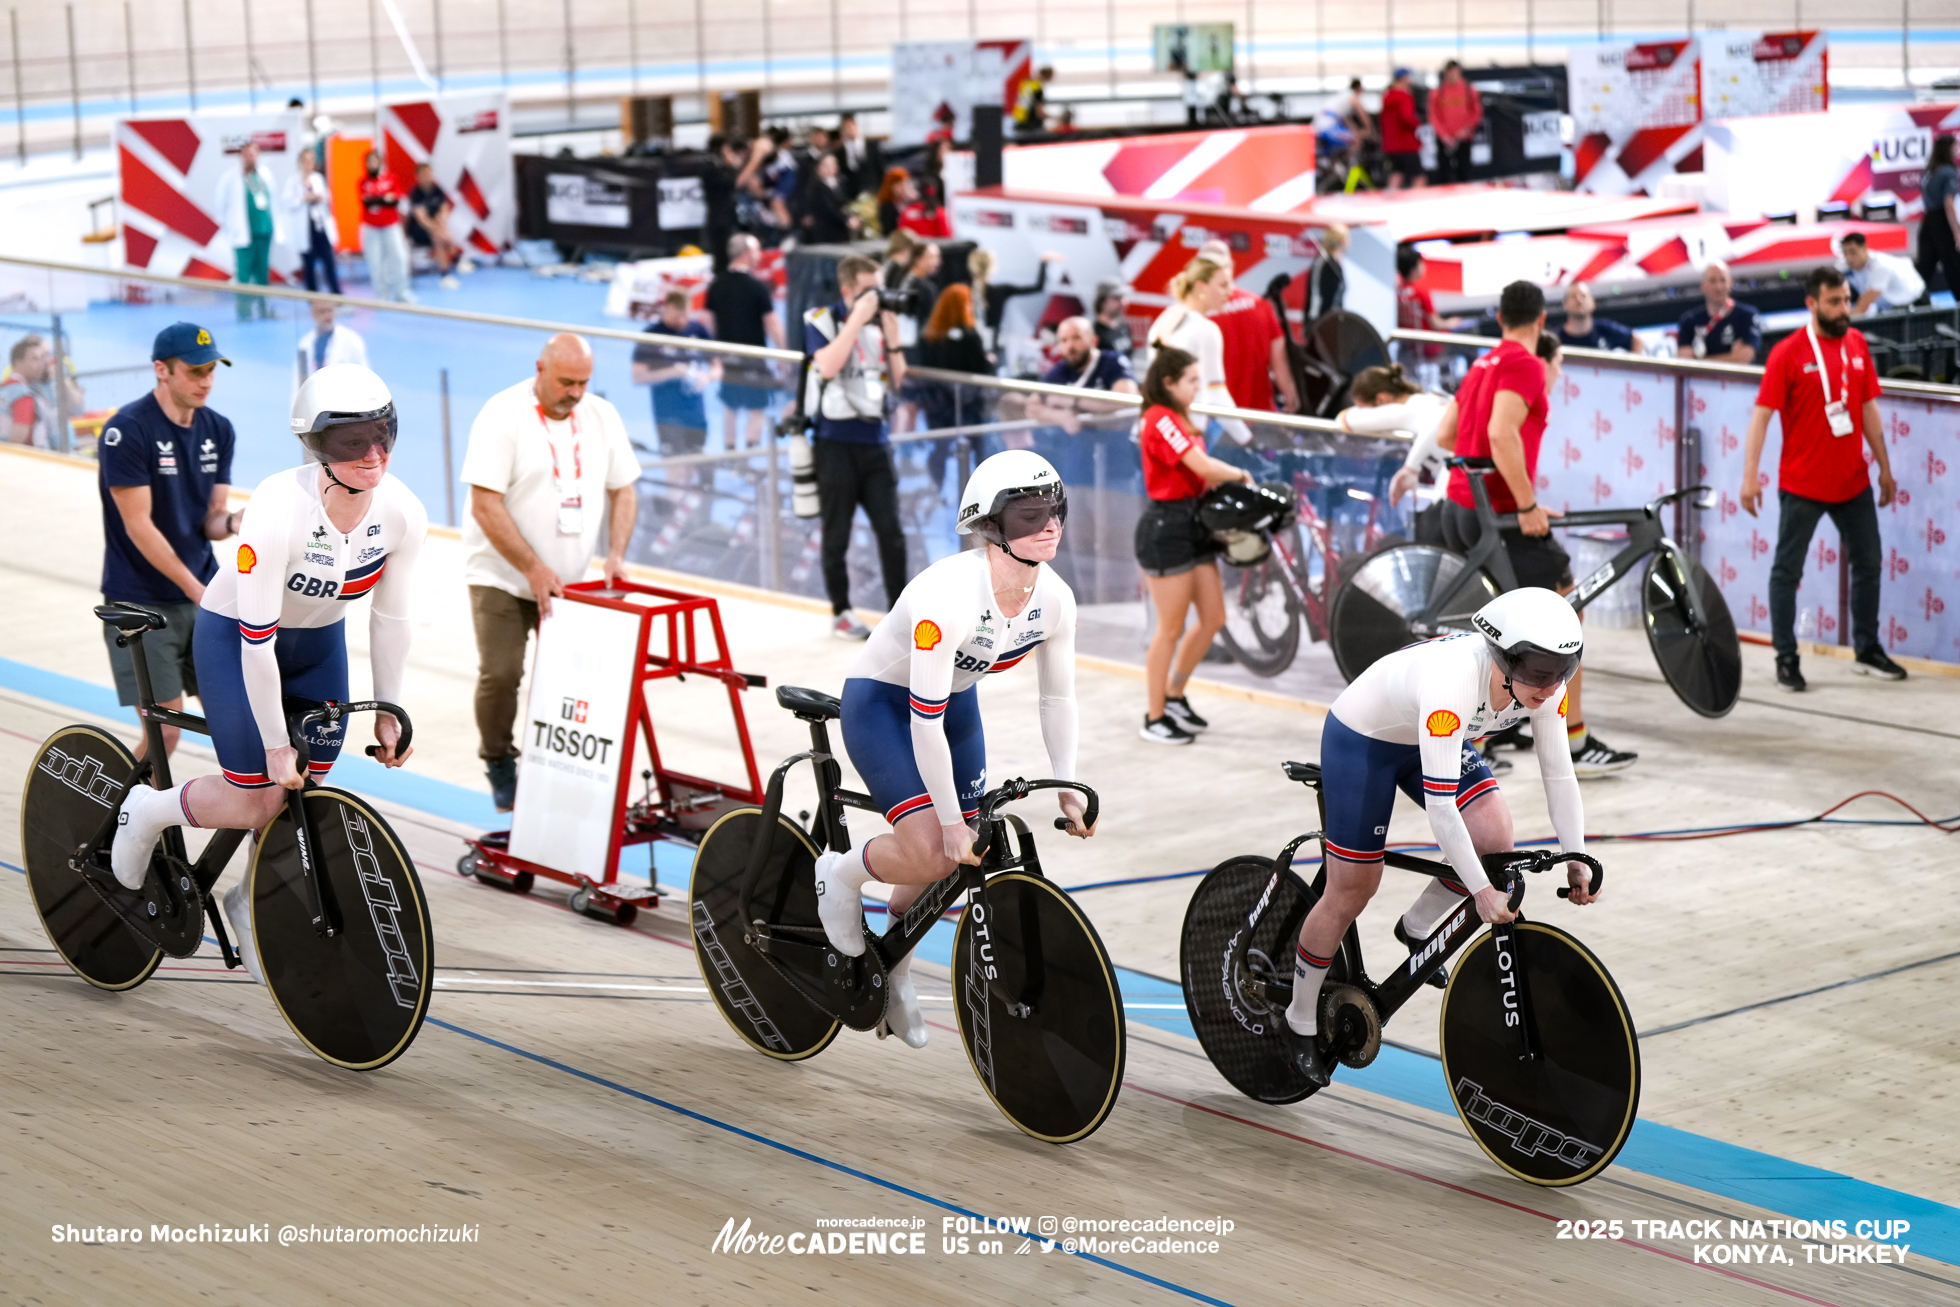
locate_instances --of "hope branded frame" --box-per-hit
[464,580,765,923]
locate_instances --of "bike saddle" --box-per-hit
[1446,456,1496,471]
[1281,760,1323,788]
[93,602,167,633]
[776,685,841,722]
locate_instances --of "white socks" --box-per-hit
[882,950,928,1049]
[1401,878,1466,940]
[1285,942,1333,1036]
[222,882,263,984]
[111,782,191,891]
[813,845,873,957]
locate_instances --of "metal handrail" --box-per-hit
[1389,328,1960,402]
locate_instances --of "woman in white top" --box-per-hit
[1146,256,1254,446]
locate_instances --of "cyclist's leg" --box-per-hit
[1288,716,1401,1035]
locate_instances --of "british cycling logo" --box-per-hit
[103,427,121,447]
[1425,709,1461,737]
[913,620,942,651]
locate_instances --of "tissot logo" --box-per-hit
[560,697,589,724]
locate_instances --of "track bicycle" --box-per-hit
[1327,456,1742,717]
[1180,760,1638,1186]
[19,601,433,1071]
[690,685,1124,1144]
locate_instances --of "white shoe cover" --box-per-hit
[223,883,263,984]
[812,851,867,957]
[880,953,928,1049]
[109,785,162,891]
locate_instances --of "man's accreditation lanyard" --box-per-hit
[537,403,584,534]
[1693,299,1733,359]
[1804,323,1856,437]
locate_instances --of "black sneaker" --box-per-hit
[1394,917,1449,990]
[1486,721,1533,752]
[1570,733,1638,777]
[1853,648,1907,681]
[1281,1020,1332,1089]
[1139,714,1194,746]
[486,755,518,813]
[1163,695,1209,733]
[1775,656,1806,693]
[1475,739,1514,776]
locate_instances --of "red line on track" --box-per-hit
[1126,1084,1843,1307]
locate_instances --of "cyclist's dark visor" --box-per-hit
[1499,646,1580,690]
[310,416,396,463]
[998,493,1068,540]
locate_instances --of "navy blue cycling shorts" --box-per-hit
[840,677,985,827]
[193,609,349,788]
[1318,712,1498,866]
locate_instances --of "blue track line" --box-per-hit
[424,1017,1237,1306]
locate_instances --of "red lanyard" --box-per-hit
[536,404,582,490]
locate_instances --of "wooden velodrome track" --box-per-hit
[4,448,1957,1306]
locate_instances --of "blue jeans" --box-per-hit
[1769,486,1882,659]
[299,221,341,294]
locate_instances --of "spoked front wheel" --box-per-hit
[1439,922,1640,1186]
[1328,543,1499,683]
[1218,555,1302,677]
[252,788,433,1071]
[18,726,162,991]
[952,873,1125,1144]
[1641,552,1741,718]
[689,808,842,1061]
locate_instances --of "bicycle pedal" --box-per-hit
[74,849,205,959]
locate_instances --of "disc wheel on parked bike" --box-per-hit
[952,873,1125,1144]
[19,726,162,991]
[1641,553,1741,719]
[1180,855,1352,1105]
[1328,543,1499,683]
[1439,921,1640,1186]
[251,788,433,1071]
[1218,554,1302,677]
[689,808,842,1062]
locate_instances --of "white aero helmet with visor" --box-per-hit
[1473,587,1583,694]
[291,364,398,472]
[957,450,1067,562]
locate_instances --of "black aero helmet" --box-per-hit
[1197,480,1294,535]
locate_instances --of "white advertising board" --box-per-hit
[508,598,644,879]
[1701,31,1827,122]
[889,40,1031,148]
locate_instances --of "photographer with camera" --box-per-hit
[802,255,912,639]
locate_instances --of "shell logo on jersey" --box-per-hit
[1557,691,1568,718]
[913,620,943,651]
[1425,709,1462,737]
[237,544,257,574]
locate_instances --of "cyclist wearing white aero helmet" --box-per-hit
[1285,587,1597,1087]
[109,364,429,981]
[815,450,1093,1049]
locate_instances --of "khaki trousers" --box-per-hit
[470,584,539,761]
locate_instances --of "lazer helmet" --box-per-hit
[957,451,1067,561]
[291,364,398,467]
[1473,587,1583,694]
[1197,480,1295,568]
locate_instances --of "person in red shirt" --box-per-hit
[1134,345,1255,746]
[1199,239,1300,413]
[357,150,412,304]
[1436,280,1636,776]
[1379,68,1425,189]
[1741,265,1903,690]
[1427,61,1483,185]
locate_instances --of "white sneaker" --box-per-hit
[109,785,160,891]
[222,883,263,984]
[458,256,476,274]
[440,274,461,290]
[832,612,871,640]
[812,851,866,956]
[878,953,928,1049]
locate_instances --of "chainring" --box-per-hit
[1320,983,1382,1069]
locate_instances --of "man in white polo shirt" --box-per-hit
[462,332,642,810]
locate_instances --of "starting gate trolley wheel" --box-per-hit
[951,873,1126,1144]
[1439,921,1640,1186]
[1180,854,1351,1104]
[689,807,841,1061]
[251,788,434,1071]
[19,726,163,991]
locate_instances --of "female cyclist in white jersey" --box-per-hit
[109,364,429,980]
[814,450,1094,1048]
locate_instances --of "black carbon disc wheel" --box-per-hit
[19,727,162,991]
[953,874,1125,1144]
[1218,556,1302,677]
[689,808,841,1062]
[1440,922,1640,1186]
[252,789,433,1071]
[1328,543,1498,683]
[1642,553,1742,719]
[1180,854,1349,1105]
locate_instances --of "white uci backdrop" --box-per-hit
[1537,362,1960,665]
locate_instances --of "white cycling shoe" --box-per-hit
[878,953,928,1049]
[222,883,263,985]
[812,851,867,957]
[109,785,162,891]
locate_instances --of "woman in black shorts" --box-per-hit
[1134,346,1256,745]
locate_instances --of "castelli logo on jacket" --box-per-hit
[913,620,942,651]
[237,544,257,574]
[1426,710,1462,737]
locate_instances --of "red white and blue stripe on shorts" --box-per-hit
[337,556,387,600]
[238,618,278,646]
[220,759,334,788]
[885,792,980,826]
